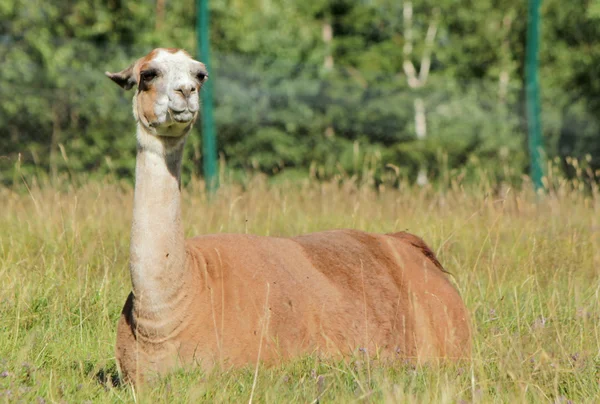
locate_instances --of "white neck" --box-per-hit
[129,125,189,318]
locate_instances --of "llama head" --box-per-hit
[106,48,208,137]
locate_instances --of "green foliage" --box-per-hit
[1,0,599,184]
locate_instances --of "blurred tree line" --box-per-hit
[1,0,599,185]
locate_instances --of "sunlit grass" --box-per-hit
[0,168,598,402]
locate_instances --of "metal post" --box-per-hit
[197,0,218,192]
[526,0,544,191]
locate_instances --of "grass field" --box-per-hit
[1,170,599,403]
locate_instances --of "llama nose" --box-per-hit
[175,85,195,98]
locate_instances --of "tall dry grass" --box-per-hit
[0,166,598,402]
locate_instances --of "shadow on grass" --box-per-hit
[95,367,121,389]
[74,360,122,389]
[67,359,124,391]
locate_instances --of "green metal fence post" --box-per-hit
[526,0,544,191]
[197,0,218,193]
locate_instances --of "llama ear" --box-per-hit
[105,64,137,90]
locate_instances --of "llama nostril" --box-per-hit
[175,85,194,98]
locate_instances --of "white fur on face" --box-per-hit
[135,49,207,138]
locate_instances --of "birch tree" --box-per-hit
[402,2,439,184]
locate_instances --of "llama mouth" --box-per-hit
[171,110,194,123]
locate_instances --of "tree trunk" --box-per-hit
[322,21,333,70]
[156,0,166,30]
[414,97,426,140]
[414,98,428,185]
[50,101,61,180]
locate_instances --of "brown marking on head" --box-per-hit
[137,85,158,127]
[136,48,183,73]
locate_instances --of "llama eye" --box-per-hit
[140,70,158,82]
[196,72,208,82]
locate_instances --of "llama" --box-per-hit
[105,48,471,384]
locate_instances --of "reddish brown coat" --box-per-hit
[116,229,471,382]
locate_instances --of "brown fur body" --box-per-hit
[116,229,471,383]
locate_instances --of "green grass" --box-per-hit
[0,172,599,403]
